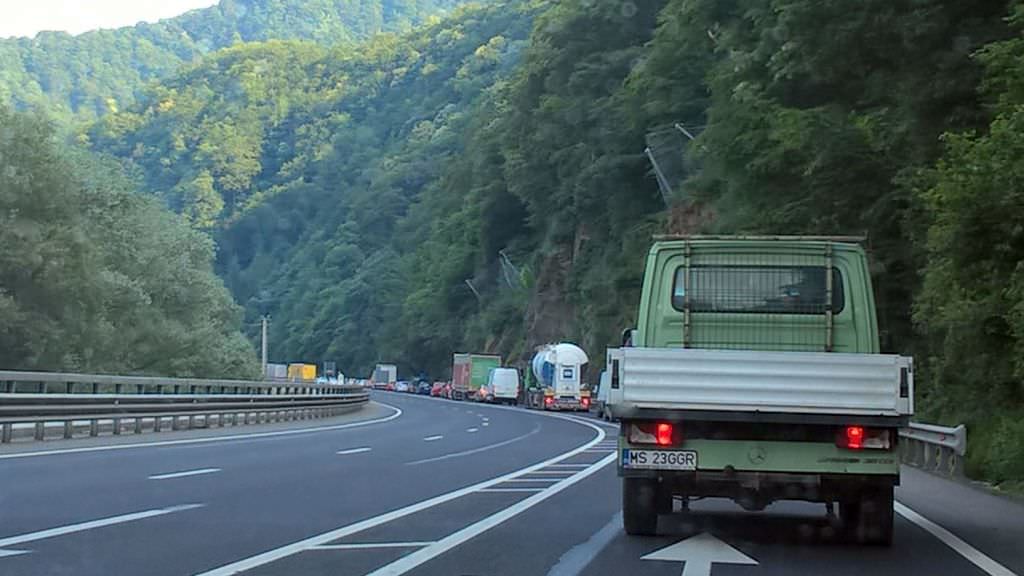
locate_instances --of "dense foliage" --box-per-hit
[0,0,468,125]
[914,9,1024,484]
[0,105,259,378]
[90,2,543,372]
[10,0,1016,485]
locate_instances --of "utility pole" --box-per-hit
[261,315,269,377]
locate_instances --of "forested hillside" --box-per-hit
[74,0,1024,486]
[0,0,468,125]
[90,1,542,369]
[0,106,259,378]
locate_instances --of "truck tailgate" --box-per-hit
[608,347,912,416]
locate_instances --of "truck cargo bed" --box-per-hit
[607,347,912,417]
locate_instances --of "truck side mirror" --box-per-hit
[621,328,636,347]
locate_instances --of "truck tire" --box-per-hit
[842,485,894,546]
[623,478,659,536]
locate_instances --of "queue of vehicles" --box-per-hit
[375,344,594,413]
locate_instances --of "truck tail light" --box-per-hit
[656,423,673,446]
[581,397,590,408]
[845,426,864,449]
[836,426,891,450]
[628,422,679,446]
[544,396,554,406]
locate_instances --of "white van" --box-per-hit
[486,368,520,405]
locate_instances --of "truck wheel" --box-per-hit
[623,478,659,536]
[843,485,894,546]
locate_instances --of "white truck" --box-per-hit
[530,343,591,411]
[371,364,397,390]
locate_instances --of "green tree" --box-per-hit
[0,105,259,377]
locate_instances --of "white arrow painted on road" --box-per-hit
[641,533,757,576]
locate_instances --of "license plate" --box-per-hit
[622,449,697,470]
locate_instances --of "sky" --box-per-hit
[0,0,220,39]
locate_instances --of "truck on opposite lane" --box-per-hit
[287,363,317,382]
[606,236,912,544]
[371,364,398,390]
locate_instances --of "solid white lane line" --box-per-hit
[498,478,560,483]
[149,468,221,480]
[0,403,403,460]
[895,502,1018,576]
[466,428,479,433]
[0,504,204,550]
[194,419,606,576]
[546,511,623,576]
[336,447,372,455]
[547,464,591,468]
[0,549,30,558]
[423,435,444,442]
[311,542,434,550]
[405,425,542,466]
[365,453,618,576]
[519,471,576,475]
[478,488,544,493]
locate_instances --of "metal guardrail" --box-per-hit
[0,370,371,443]
[0,370,347,395]
[899,422,967,477]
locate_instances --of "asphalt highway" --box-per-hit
[0,392,1021,576]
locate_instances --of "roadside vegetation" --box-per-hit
[0,105,260,378]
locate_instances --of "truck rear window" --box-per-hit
[671,265,844,315]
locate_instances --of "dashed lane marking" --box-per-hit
[310,542,433,551]
[149,468,221,480]
[336,447,372,455]
[405,425,541,466]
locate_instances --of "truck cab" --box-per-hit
[608,236,912,544]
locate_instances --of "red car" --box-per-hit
[430,382,446,397]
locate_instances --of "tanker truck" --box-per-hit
[529,343,590,411]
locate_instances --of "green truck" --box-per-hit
[451,353,501,401]
[606,236,913,545]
